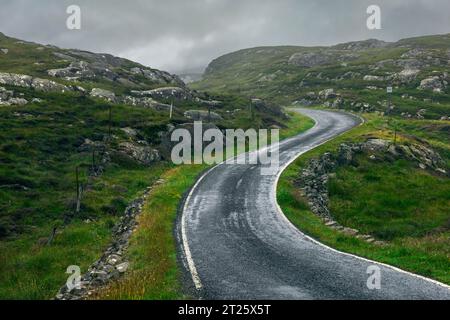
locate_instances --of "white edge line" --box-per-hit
[181,150,249,290]
[181,166,217,290]
[273,110,450,291]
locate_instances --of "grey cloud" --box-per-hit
[1,0,450,73]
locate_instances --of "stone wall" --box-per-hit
[55,179,164,300]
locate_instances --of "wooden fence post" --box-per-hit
[75,166,81,214]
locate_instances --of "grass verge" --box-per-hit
[93,164,207,299]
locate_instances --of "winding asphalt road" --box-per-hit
[177,108,450,300]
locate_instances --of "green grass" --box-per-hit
[277,114,450,284]
[329,157,450,241]
[0,89,169,236]
[280,110,315,140]
[0,220,111,299]
[0,163,168,300]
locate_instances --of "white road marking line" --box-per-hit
[181,166,217,290]
[236,178,243,189]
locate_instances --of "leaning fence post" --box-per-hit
[75,166,81,214]
[46,227,58,246]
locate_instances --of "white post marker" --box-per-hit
[170,102,173,119]
[386,86,393,114]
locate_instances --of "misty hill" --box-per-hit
[192,34,450,119]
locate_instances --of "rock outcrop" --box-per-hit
[292,99,315,107]
[334,39,389,51]
[130,87,192,101]
[318,88,337,100]
[129,67,184,87]
[48,61,95,80]
[363,75,385,81]
[0,87,28,106]
[90,88,116,102]
[288,51,359,68]
[0,72,71,93]
[48,49,185,87]
[296,139,447,243]
[395,69,421,83]
[418,76,448,92]
[288,52,333,68]
[117,142,161,165]
[121,95,172,111]
[86,87,193,112]
[184,110,223,121]
[0,70,198,112]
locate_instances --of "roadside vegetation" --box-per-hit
[92,164,206,299]
[0,87,173,299]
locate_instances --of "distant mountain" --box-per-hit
[177,73,203,84]
[192,34,450,119]
[175,67,205,84]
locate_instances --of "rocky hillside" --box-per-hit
[192,34,450,119]
[0,31,189,110]
[0,31,290,239]
[0,32,183,92]
[0,32,287,124]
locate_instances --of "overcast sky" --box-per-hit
[1,0,450,73]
